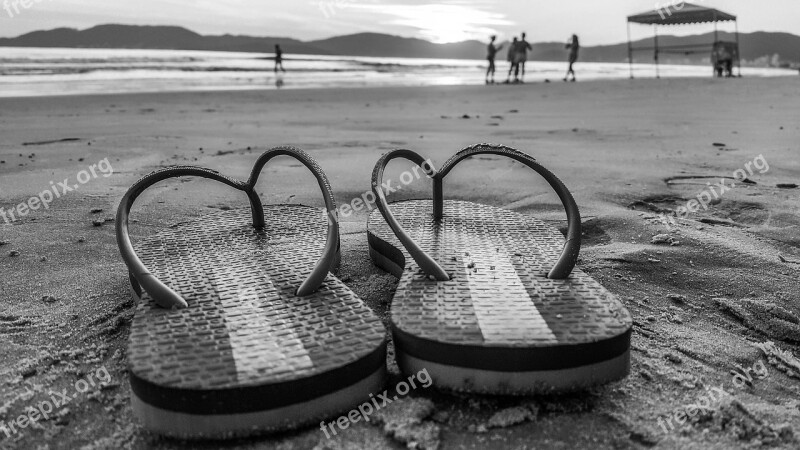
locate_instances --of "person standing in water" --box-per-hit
[274,44,286,73]
[564,35,579,82]
[505,36,519,83]
[485,35,504,84]
[518,32,533,82]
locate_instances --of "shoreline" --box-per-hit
[0,71,797,101]
[1,45,796,99]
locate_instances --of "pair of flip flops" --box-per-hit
[116,144,632,439]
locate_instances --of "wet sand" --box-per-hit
[1,77,800,449]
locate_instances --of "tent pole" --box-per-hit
[653,25,660,79]
[735,19,742,77]
[627,21,633,79]
[713,21,718,78]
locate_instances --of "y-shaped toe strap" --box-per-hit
[116,146,339,309]
[371,143,581,280]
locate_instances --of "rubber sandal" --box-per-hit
[367,144,632,394]
[116,147,387,438]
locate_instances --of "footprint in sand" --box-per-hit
[715,297,800,343]
[558,217,611,247]
[0,314,35,336]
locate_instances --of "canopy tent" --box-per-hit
[626,3,741,78]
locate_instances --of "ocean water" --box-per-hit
[0,47,795,98]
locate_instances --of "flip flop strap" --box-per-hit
[371,143,581,280]
[116,146,339,309]
[372,149,449,281]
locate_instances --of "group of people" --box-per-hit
[484,33,529,84]
[275,34,581,86]
[486,33,580,84]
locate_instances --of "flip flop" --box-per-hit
[116,147,386,438]
[367,144,632,394]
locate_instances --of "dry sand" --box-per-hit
[1,77,799,449]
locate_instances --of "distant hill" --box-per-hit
[0,24,331,55]
[310,32,485,60]
[1,24,798,66]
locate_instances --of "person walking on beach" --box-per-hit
[564,34,579,82]
[485,35,504,84]
[505,37,519,83]
[274,44,286,73]
[517,32,533,82]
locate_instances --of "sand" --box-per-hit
[1,77,799,449]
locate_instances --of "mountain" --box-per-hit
[1,24,798,65]
[0,24,331,55]
[309,32,485,60]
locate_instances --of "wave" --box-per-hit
[0,57,202,64]
[0,65,440,76]
[0,47,794,98]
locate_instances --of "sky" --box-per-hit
[1,1,798,45]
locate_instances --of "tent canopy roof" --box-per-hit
[628,2,736,25]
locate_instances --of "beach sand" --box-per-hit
[1,77,799,449]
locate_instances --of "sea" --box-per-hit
[0,47,795,98]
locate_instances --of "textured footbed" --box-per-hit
[128,205,387,438]
[368,200,632,394]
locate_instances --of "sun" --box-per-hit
[417,20,478,44]
[397,5,481,43]
[357,3,513,44]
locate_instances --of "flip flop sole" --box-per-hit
[396,351,630,394]
[368,200,632,394]
[128,206,386,438]
[131,366,386,438]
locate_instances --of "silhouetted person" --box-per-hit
[485,35,504,84]
[505,37,519,83]
[274,44,285,73]
[518,32,532,82]
[712,42,734,78]
[564,34,579,82]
